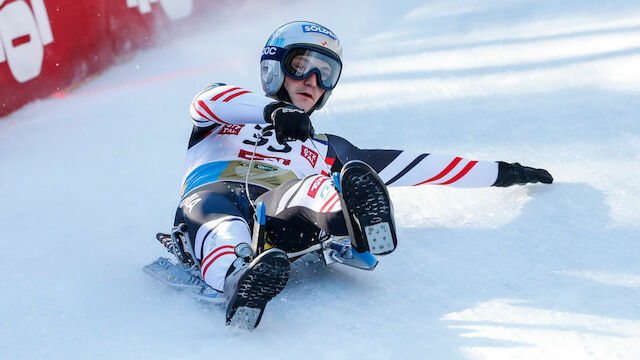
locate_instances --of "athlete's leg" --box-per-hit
[175,182,261,291]
[257,174,347,253]
[258,162,397,256]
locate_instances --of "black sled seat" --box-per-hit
[340,160,398,256]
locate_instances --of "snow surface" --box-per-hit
[2,0,640,359]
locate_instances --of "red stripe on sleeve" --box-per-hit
[197,100,231,125]
[192,102,213,122]
[325,157,335,166]
[223,90,251,102]
[414,157,462,186]
[210,87,241,101]
[438,161,478,185]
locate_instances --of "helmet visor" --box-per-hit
[283,48,342,90]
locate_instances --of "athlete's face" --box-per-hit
[283,73,325,113]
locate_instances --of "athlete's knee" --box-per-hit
[196,218,251,291]
[269,174,340,215]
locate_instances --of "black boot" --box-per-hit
[340,160,398,256]
[224,246,290,330]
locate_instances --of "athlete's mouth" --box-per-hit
[299,92,313,99]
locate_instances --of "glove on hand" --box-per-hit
[264,101,314,144]
[493,162,554,187]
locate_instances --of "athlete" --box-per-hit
[171,21,553,329]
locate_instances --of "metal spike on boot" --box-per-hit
[223,245,290,330]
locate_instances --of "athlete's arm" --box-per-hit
[325,134,552,188]
[190,83,276,127]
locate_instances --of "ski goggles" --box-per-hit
[281,47,342,91]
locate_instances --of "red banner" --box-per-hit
[0,0,217,118]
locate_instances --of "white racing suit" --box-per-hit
[174,83,500,291]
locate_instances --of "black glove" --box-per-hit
[493,161,554,187]
[264,101,314,144]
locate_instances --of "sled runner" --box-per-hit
[144,228,380,301]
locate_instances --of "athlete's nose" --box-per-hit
[303,73,319,88]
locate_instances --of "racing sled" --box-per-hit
[144,161,396,307]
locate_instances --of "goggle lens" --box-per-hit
[283,48,342,90]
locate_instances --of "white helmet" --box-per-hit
[261,21,343,112]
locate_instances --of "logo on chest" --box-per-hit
[301,145,318,167]
[238,149,291,165]
[219,124,245,135]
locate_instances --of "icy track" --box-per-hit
[2,0,640,359]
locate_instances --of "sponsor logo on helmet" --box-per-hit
[263,46,278,55]
[301,24,337,40]
[261,46,285,61]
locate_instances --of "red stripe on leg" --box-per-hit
[202,251,235,279]
[202,245,235,265]
[324,197,341,213]
[320,192,339,212]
